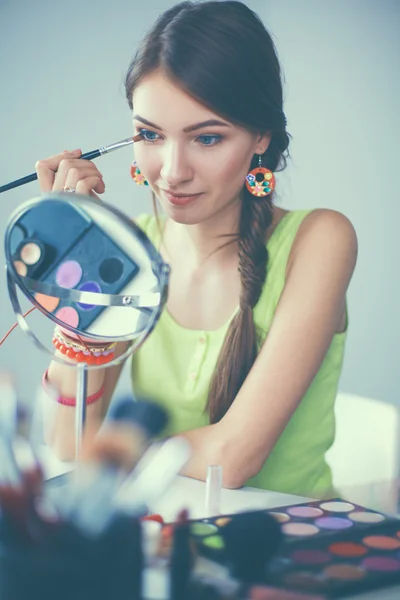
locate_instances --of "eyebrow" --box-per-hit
[133,114,231,133]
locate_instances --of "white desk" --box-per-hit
[40,447,400,600]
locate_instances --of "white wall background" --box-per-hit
[0,0,399,409]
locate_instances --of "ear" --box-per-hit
[255,132,272,155]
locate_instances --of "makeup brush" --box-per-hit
[0,134,143,194]
[79,397,169,471]
[115,436,192,514]
[106,395,169,443]
[55,397,169,536]
[222,511,283,588]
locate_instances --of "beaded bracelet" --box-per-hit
[42,370,104,407]
[52,328,116,366]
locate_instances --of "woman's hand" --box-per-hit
[35,149,106,198]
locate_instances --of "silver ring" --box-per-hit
[63,186,76,193]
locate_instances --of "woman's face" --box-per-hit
[132,70,270,225]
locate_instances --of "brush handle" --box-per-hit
[0,173,38,193]
[0,149,101,194]
[0,137,136,194]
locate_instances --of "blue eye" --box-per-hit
[197,135,222,146]
[138,129,160,142]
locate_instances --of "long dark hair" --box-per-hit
[125,1,290,423]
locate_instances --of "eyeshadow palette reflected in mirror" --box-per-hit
[6,196,165,339]
[10,201,139,331]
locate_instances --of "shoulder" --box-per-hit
[288,209,358,278]
[299,208,356,237]
[293,208,357,255]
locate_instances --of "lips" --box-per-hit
[161,189,203,206]
[162,189,201,197]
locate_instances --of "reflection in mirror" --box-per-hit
[5,193,169,342]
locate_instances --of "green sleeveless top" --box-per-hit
[132,210,347,498]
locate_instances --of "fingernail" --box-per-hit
[71,148,81,155]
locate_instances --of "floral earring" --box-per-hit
[245,155,275,197]
[130,160,149,186]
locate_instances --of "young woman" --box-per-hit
[36,1,357,498]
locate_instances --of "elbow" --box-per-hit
[213,439,263,489]
[222,471,246,489]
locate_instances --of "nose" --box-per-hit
[160,143,193,187]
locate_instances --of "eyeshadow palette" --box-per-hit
[268,498,398,542]
[10,200,140,331]
[169,498,400,598]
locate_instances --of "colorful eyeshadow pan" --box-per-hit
[349,511,385,523]
[20,241,42,265]
[283,572,322,589]
[249,586,326,599]
[319,501,355,513]
[214,517,231,527]
[56,260,83,288]
[363,536,400,550]
[99,257,123,284]
[287,507,323,518]
[329,542,368,557]
[314,517,353,530]
[55,306,79,328]
[270,512,290,524]
[282,523,319,537]
[35,293,60,312]
[362,556,400,571]
[202,535,225,550]
[14,260,28,276]
[191,523,218,537]
[77,281,102,310]
[323,564,365,580]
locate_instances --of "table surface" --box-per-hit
[39,446,400,600]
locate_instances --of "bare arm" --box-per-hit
[178,209,358,488]
[44,341,130,460]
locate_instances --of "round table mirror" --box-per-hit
[4,192,170,459]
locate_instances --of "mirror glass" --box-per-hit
[4,193,169,341]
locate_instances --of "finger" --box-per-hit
[35,149,81,192]
[75,175,106,196]
[54,164,104,193]
[53,159,104,192]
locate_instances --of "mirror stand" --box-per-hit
[75,363,88,461]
